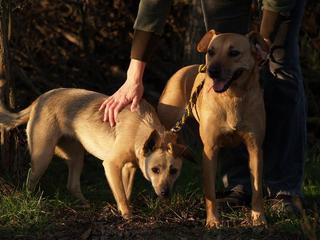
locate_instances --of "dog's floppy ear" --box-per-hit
[197,30,216,53]
[247,31,270,63]
[143,129,161,156]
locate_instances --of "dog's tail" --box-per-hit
[0,102,33,130]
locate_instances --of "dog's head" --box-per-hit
[197,30,269,93]
[140,130,187,198]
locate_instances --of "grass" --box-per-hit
[0,150,319,239]
[0,189,48,235]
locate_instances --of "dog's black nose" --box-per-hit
[208,65,222,79]
[160,188,170,198]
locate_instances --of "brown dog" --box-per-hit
[158,31,268,227]
[0,88,186,219]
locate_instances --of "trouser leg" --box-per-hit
[262,0,307,197]
[200,0,252,33]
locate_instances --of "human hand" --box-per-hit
[260,9,290,75]
[99,59,146,127]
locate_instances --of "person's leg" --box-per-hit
[262,0,307,198]
[218,146,251,205]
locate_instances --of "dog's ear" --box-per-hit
[167,143,195,162]
[197,30,216,53]
[167,143,185,158]
[143,129,161,156]
[247,31,270,63]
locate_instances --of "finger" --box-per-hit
[103,99,114,122]
[108,102,117,127]
[114,102,125,123]
[131,96,139,112]
[99,97,111,112]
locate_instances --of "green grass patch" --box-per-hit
[0,189,49,236]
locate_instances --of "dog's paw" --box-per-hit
[251,211,267,227]
[205,218,221,229]
[72,197,91,209]
[122,211,132,220]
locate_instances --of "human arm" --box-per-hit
[260,0,298,77]
[100,0,171,127]
[262,0,296,15]
[260,0,296,41]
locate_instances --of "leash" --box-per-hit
[255,43,270,68]
[258,52,270,68]
[170,64,206,133]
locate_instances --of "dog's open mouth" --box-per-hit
[212,68,244,93]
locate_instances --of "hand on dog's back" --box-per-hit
[99,59,146,127]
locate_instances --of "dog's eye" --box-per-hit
[151,167,160,174]
[207,49,215,56]
[229,50,240,57]
[169,168,178,175]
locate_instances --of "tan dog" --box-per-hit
[158,31,268,227]
[0,88,186,219]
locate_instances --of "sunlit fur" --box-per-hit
[0,88,186,219]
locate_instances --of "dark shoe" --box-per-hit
[217,190,251,210]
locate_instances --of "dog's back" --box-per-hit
[157,65,199,129]
[0,88,163,160]
[25,88,161,158]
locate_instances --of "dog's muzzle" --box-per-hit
[157,185,170,199]
[209,68,245,93]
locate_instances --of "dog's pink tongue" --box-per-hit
[213,81,225,92]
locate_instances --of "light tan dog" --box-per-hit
[158,31,268,227]
[0,88,186,219]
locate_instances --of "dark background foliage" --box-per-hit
[10,0,191,106]
[9,0,320,107]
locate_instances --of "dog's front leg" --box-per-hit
[122,162,137,202]
[102,160,131,219]
[203,144,220,228]
[244,135,267,226]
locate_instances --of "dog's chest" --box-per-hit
[221,97,244,131]
[215,99,247,147]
